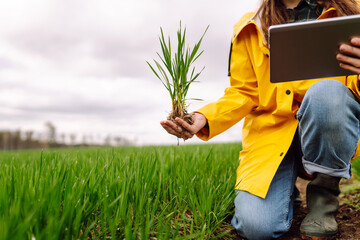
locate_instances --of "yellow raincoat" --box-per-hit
[195,7,360,199]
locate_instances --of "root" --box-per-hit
[167,111,193,125]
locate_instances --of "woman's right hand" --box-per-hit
[160,112,208,140]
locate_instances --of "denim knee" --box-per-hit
[297,79,360,178]
[232,191,291,240]
[232,213,287,240]
[297,80,349,129]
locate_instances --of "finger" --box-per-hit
[170,121,194,139]
[161,120,184,136]
[339,43,360,58]
[337,53,360,68]
[339,62,360,75]
[182,131,194,139]
[162,120,183,133]
[161,120,194,139]
[175,117,194,134]
[351,37,360,46]
[160,122,183,137]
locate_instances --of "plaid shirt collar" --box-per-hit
[304,0,318,10]
[287,0,321,23]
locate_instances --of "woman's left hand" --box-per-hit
[337,37,360,78]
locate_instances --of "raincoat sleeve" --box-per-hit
[346,75,360,100]
[195,31,259,141]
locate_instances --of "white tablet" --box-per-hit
[269,14,360,83]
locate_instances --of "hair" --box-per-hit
[259,0,360,43]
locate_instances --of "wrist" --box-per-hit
[192,112,208,128]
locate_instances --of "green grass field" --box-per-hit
[1,143,359,240]
[0,143,242,240]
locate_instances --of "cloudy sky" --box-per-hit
[0,0,259,146]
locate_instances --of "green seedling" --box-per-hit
[147,22,209,125]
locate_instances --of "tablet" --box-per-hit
[269,14,360,83]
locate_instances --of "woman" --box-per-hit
[161,0,360,239]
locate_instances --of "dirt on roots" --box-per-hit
[228,178,360,240]
[168,112,193,125]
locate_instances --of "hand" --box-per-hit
[160,112,208,140]
[337,37,360,75]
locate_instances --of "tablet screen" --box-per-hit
[269,14,360,83]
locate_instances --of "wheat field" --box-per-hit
[0,143,241,240]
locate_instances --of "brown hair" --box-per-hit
[259,0,360,43]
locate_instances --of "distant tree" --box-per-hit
[70,134,76,146]
[25,131,34,149]
[25,131,33,142]
[82,134,87,146]
[0,132,3,150]
[114,136,123,146]
[3,131,10,150]
[12,130,21,150]
[104,135,112,146]
[60,133,66,145]
[45,122,56,145]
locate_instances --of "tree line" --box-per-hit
[0,122,135,151]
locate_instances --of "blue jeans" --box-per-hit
[231,80,360,239]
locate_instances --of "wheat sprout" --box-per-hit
[147,22,209,125]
